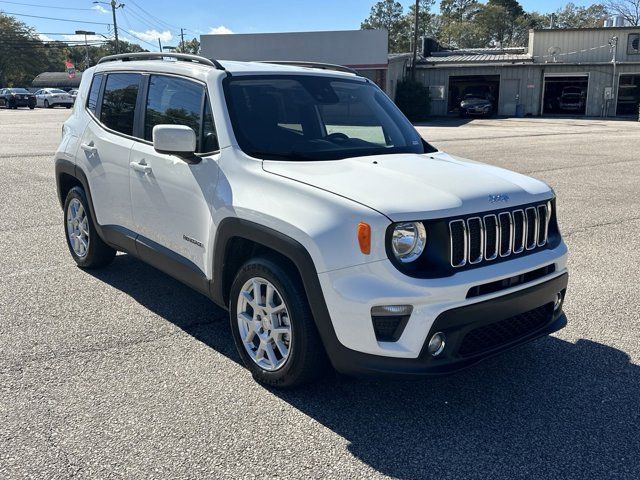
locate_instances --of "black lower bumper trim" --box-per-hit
[329,273,568,377]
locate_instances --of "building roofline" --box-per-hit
[531,26,640,33]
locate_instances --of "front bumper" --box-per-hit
[328,272,568,376]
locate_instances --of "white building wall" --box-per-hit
[200,29,389,69]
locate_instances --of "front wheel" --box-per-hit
[229,256,328,388]
[63,186,115,268]
[44,100,50,108]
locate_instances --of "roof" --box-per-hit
[32,72,83,88]
[532,26,640,32]
[419,47,533,65]
[92,56,360,80]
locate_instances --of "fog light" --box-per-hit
[553,293,563,312]
[371,305,413,316]
[427,332,446,357]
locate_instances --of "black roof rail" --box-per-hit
[97,52,226,71]
[257,61,358,75]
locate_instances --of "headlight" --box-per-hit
[391,222,426,263]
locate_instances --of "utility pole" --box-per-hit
[94,1,124,54]
[180,28,185,53]
[610,35,618,117]
[158,38,162,52]
[411,0,419,81]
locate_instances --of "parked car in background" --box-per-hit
[558,87,585,112]
[69,89,79,102]
[459,94,494,117]
[35,88,74,108]
[0,88,36,109]
[459,86,495,117]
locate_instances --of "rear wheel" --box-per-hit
[63,186,115,269]
[229,256,328,388]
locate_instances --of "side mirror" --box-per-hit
[152,125,199,163]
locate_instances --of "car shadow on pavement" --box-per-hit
[89,254,640,479]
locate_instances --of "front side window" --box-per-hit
[100,73,141,136]
[144,75,217,152]
[223,75,425,161]
[86,74,103,114]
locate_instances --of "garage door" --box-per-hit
[617,74,640,116]
[543,75,589,115]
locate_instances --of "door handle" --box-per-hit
[80,142,97,155]
[130,161,152,174]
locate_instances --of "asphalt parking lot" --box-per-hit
[1,109,639,479]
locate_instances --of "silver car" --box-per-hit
[34,88,74,109]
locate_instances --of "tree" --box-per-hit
[552,3,609,28]
[0,13,147,86]
[0,13,48,86]
[438,0,483,47]
[474,0,527,46]
[361,0,407,52]
[604,0,639,25]
[177,38,200,55]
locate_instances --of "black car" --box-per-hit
[0,88,36,109]
[459,93,494,117]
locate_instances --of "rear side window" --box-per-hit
[86,74,103,114]
[144,75,217,152]
[100,73,141,136]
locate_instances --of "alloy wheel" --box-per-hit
[66,198,90,258]
[237,277,292,371]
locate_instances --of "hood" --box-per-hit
[262,152,553,221]
[461,97,491,107]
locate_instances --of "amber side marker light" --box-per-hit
[357,222,371,254]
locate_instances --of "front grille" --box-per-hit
[458,304,553,357]
[449,202,551,268]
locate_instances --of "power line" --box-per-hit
[127,0,180,32]
[0,11,111,25]
[0,0,93,9]
[124,6,176,35]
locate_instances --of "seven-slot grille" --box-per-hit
[449,202,551,268]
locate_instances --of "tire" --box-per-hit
[29,106,34,110]
[63,186,116,269]
[44,100,50,108]
[229,256,328,388]
[66,105,71,109]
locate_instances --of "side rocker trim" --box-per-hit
[55,157,210,297]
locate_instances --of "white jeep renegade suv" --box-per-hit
[55,53,568,387]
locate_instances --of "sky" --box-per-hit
[2,0,600,50]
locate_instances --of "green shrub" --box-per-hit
[395,80,430,121]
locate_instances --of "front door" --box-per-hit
[129,74,220,279]
[500,79,520,116]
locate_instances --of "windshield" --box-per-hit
[9,88,30,94]
[50,89,67,94]
[223,75,426,161]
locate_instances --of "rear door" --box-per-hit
[77,72,142,242]
[129,74,220,282]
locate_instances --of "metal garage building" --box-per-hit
[406,26,640,118]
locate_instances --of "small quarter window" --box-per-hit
[202,96,219,153]
[86,74,103,114]
[100,73,141,136]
